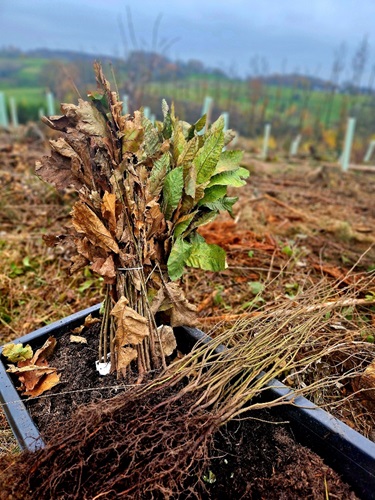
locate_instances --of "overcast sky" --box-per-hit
[1,0,375,80]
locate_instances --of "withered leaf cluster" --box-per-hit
[5,337,60,397]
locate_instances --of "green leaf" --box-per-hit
[204,196,238,216]
[198,185,227,205]
[187,115,207,140]
[183,164,197,198]
[208,167,249,188]
[194,129,225,185]
[179,135,200,166]
[209,115,225,133]
[186,240,226,272]
[162,166,184,220]
[248,281,264,295]
[2,343,33,363]
[188,210,218,232]
[194,114,207,133]
[174,212,197,239]
[172,122,187,164]
[167,238,192,280]
[215,150,243,173]
[149,152,170,197]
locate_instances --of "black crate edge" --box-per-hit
[0,308,374,499]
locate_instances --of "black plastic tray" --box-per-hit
[1,305,374,499]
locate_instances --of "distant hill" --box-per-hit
[0,46,371,95]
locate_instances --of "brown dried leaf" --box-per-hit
[36,151,83,191]
[150,287,166,315]
[156,325,177,357]
[72,325,85,334]
[117,346,138,377]
[91,255,116,280]
[75,237,107,262]
[71,201,119,254]
[165,283,197,327]
[6,364,56,375]
[101,191,117,236]
[84,314,101,328]
[22,372,61,398]
[7,337,60,397]
[70,253,89,274]
[70,335,88,344]
[111,296,150,346]
[61,100,108,137]
[32,337,57,364]
[42,234,67,247]
[145,200,166,239]
[8,364,59,398]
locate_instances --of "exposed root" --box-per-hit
[0,385,218,500]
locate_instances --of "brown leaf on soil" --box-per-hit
[6,364,57,375]
[70,335,88,344]
[71,201,119,254]
[22,371,61,398]
[111,296,150,346]
[7,358,59,397]
[117,346,138,376]
[101,191,117,236]
[71,325,85,334]
[84,314,101,328]
[7,337,60,398]
[32,336,57,363]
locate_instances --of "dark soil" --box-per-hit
[25,323,133,437]
[17,326,360,499]
[204,417,357,499]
